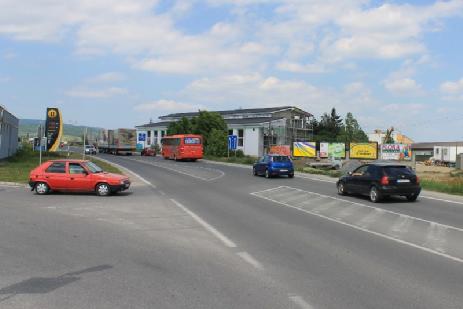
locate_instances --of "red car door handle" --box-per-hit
[70,178,74,180]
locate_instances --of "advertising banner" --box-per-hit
[293,142,316,157]
[45,107,63,152]
[320,143,346,158]
[381,144,412,161]
[269,145,291,156]
[350,142,378,160]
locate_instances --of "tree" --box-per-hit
[318,108,344,142]
[205,129,228,156]
[343,112,368,143]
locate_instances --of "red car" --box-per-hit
[29,159,131,196]
[141,147,156,156]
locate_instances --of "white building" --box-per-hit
[0,105,19,159]
[136,106,313,157]
[411,142,463,163]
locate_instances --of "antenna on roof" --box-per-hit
[149,118,153,124]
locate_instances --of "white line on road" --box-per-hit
[251,189,463,264]
[236,251,264,270]
[170,199,237,248]
[288,294,314,309]
[420,195,463,205]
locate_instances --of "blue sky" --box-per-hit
[1,0,463,141]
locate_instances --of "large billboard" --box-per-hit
[320,143,346,158]
[269,145,291,156]
[45,107,63,152]
[381,144,412,161]
[293,142,316,157]
[350,142,378,160]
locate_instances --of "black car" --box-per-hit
[336,163,421,203]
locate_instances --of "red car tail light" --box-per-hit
[380,176,389,185]
[415,176,420,184]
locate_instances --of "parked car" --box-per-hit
[29,159,131,196]
[253,155,294,178]
[141,147,156,156]
[85,145,97,155]
[336,163,421,203]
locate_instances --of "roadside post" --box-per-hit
[228,135,237,158]
[83,127,87,160]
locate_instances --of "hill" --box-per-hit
[19,119,103,142]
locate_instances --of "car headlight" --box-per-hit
[120,180,125,184]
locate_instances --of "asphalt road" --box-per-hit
[1,153,463,309]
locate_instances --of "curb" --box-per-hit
[0,181,27,188]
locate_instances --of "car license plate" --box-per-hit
[280,169,288,172]
[397,179,410,183]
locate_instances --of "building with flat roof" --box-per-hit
[411,141,463,163]
[0,105,19,159]
[136,106,313,157]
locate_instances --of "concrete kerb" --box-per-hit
[0,181,28,188]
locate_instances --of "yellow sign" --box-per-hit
[293,142,316,157]
[47,109,58,118]
[350,143,378,160]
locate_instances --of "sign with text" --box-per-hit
[293,142,316,157]
[320,143,346,158]
[45,107,63,152]
[381,144,412,161]
[269,145,291,156]
[350,142,378,160]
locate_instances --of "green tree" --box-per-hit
[343,112,368,143]
[205,129,228,156]
[167,117,192,135]
[318,108,343,142]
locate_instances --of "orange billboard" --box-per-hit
[269,145,291,156]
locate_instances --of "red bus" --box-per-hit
[161,134,203,161]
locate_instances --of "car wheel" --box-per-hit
[35,182,49,195]
[96,183,111,196]
[265,169,271,178]
[288,173,294,178]
[369,186,382,203]
[253,167,258,176]
[406,194,418,202]
[337,182,347,195]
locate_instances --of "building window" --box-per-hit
[238,129,244,147]
[436,148,440,155]
[161,130,165,137]
[228,129,233,136]
[147,131,151,145]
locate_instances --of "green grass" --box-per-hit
[204,155,257,165]
[420,179,463,196]
[0,144,122,184]
[297,167,342,178]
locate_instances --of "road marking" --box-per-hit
[252,187,463,264]
[421,195,463,205]
[288,294,314,309]
[390,215,413,236]
[357,208,384,228]
[92,156,154,187]
[236,251,263,270]
[170,199,237,248]
[424,222,447,253]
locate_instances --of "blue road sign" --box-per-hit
[228,135,238,150]
[138,133,146,142]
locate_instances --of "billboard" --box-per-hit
[381,144,412,161]
[269,145,291,156]
[293,142,316,157]
[350,142,378,160]
[45,108,63,152]
[320,143,346,158]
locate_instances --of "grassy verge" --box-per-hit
[420,179,463,196]
[0,145,122,184]
[204,155,257,165]
[296,167,342,178]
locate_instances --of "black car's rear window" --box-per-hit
[382,166,414,177]
[271,156,290,162]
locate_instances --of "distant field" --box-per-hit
[19,119,102,139]
[0,145,123,184]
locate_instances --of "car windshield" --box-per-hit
[83,161,103,173]
[271,156,290,162]
[382,166,414,177]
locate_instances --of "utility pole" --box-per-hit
[38,124,43,165]
[83,127,87,160]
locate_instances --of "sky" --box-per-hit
[1,0,463,142]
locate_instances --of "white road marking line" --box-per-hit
[251,191,463,264]
[170,199,237,248]
[357,208,385,228]
[424,222,447,253]
[421,195,463,205]
[288,294,314,309]
[158,190,166,196]
[92,156,154,187]
[252,186,463,233]
[236,251,264,270]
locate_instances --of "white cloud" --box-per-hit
[383,78,423,95]
[440,78,463,100]
[86,72,126,83]
[65,87,128,98]
[134,99,203,112]
[380,103,425,114]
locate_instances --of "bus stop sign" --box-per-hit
[228,135,237,150]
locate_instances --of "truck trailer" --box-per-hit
[98,128,136,155]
